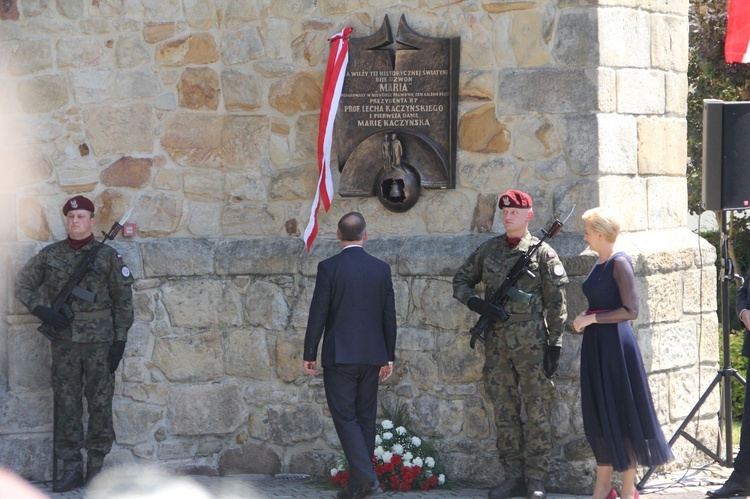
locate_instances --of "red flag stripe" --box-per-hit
[726,0,750,63]
[303,27,352,252]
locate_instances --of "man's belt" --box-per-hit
[75,310,112,320]
[502,312,543,324]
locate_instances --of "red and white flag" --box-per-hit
[726,0,750,63]
[303,26,353,252]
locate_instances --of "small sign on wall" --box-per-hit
[122,222,136,237]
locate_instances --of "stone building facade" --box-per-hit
[0,0,720,493]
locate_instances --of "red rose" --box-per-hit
[384,462,394,473]
[399,481,411,492]
[389,475,400,489]
[391,454,403,466]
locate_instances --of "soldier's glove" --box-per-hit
[544,346,561,378]
[108,341,126,374]
[33,305,69,330]
[467,297,509,322]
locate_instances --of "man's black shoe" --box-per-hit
[707,477,750,498]
[336,488,354,499]
[52,468,84,492]
[526,478,546,499]
[356,480,383,499]
[86,465,102,485]
[488,477,525,499]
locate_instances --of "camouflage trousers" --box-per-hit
[483,320,553,481]
[51,340,115,471]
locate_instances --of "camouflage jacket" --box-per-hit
[452,231,568,346]
[15,239,135,343]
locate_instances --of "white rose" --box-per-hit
[438,474,446,485]
[383,432,393,440]
[382,451,393,463]
[381,420,394,429]
[330,468,339,477]
[411,436,421,447]
[403,452,413,461]
[413,457,423,467]
[374,446,384,457]
[425,456,435,468]
[392,443,404,455]
[375,435,382,445]
[395,426,407,435]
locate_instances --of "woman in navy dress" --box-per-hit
[573,208,673,499]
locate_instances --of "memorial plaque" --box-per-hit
[336,15,460,212]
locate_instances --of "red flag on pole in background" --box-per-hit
[725,0,750,62]
[303,27,353,252]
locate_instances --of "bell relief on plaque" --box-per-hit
[336,14,460,212]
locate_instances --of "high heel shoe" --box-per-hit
[606,488,617,499]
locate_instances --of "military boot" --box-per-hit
[488,477,525,499]
[53,467,84,492]
[526,478,546,499]
[86,465,102,485]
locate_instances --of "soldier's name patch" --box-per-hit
[122,267,131,277]
[553,264,564,276]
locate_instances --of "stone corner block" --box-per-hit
[398,234,494,277]
[141,238,216,277]
[216,238,303,275]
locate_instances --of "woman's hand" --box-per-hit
[573,312,594,333]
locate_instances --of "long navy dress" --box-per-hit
[580,252,673,471]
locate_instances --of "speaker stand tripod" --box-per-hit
[637,210,746,489]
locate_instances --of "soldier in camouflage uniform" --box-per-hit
[15,196,134,492]
[453,190,567,499]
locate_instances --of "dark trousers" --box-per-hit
[324,364,380,491]
[732,361,750,479]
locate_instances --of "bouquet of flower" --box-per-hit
[331,409,446,492]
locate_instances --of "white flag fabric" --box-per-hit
[303,27,353,252]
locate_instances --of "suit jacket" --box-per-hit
[304,246,397,367]
[738,269,750,358]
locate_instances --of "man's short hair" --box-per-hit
[338,212,366,241]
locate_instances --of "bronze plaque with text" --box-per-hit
[336,15,459,211]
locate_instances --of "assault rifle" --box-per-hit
[38,209,132,341]
[468,206,574,349]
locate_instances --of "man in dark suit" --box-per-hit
[709,269,750,498]
[304,212,397,499]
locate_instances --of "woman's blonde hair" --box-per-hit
[582,207,621,243]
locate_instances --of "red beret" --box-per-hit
[498,189,533,209]
[62,195,95,215]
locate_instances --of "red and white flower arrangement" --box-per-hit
[331,415,446,492]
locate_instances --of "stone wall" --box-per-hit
[0,0,721,493]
